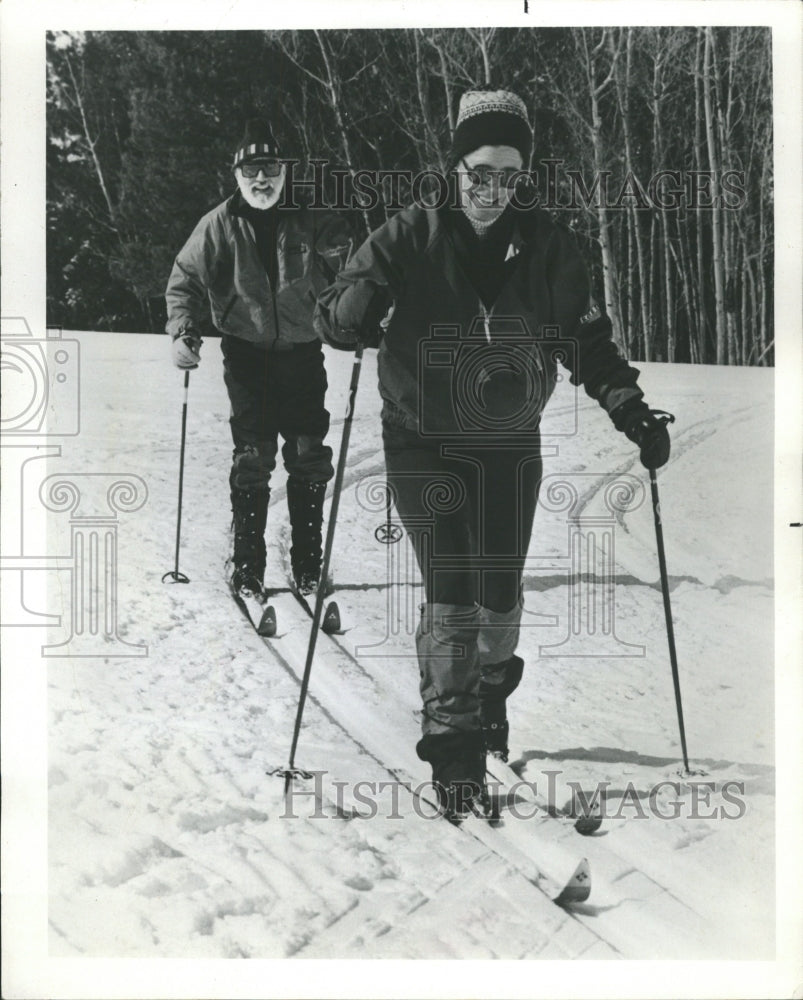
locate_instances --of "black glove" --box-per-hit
[614,400,673,469]
[356,327,383,349]
[345,280,393,349]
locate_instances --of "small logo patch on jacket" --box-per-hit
[580,299,601,324]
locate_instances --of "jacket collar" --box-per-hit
[432,202,531,302]
[227,189,246,217]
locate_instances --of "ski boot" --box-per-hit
[230,486,269,600]
[230,565,265,600]
[293,569,321,597]
[479,654,524,762]
[287,478,327,595]
[416,730,491,823]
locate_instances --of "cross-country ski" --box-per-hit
[43,331,776,962]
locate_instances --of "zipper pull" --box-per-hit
[481,302,491,343]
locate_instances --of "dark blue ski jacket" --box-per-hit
[315,202,644,435]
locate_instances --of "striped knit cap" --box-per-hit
[232,118,279,168]
[448,89,531,169]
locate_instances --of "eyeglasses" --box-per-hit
[239,160,283,179]
[459,158,521,190]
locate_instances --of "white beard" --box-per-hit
[236,170,286,210]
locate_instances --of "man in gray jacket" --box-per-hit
[166,118,351,598]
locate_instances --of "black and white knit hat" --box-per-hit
[448,89,531,169]
[232,118,279,169]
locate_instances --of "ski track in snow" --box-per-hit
[43,333,774,959]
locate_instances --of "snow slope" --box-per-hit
[39,332,775,961]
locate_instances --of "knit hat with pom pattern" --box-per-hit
[448,90,531,169]
[233,118,279,168]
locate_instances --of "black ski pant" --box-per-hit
[382,423,543,612]
[221,336,334,491]
[382,423,543,735]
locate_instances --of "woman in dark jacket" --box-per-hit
[315,90,670,818]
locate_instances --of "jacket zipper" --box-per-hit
[270,223,282,347]
[479,297,544,373]
[271,295,282,349]
[244,217,282,349]
[480,300,492,342]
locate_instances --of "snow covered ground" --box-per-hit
[6,331,785,974]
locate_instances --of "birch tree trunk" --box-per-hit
[64,52,118,228]
[693,29,710,362]
[703,27,727,364]
[715,29,738,363]
[426,32,457,139]
[413,30,446,172]
[758,156,770,363]
[467,28,496,85]
[582,30,626,350]
[650,48,676,361]
[677,217,700,363]
[615,28,650,358]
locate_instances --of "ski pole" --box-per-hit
[648,457,690,775]
[162,370,191,584]
[283,346,364,797]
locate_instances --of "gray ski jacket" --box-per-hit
[166,191,352,350]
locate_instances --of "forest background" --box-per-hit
[46,26,773,366]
